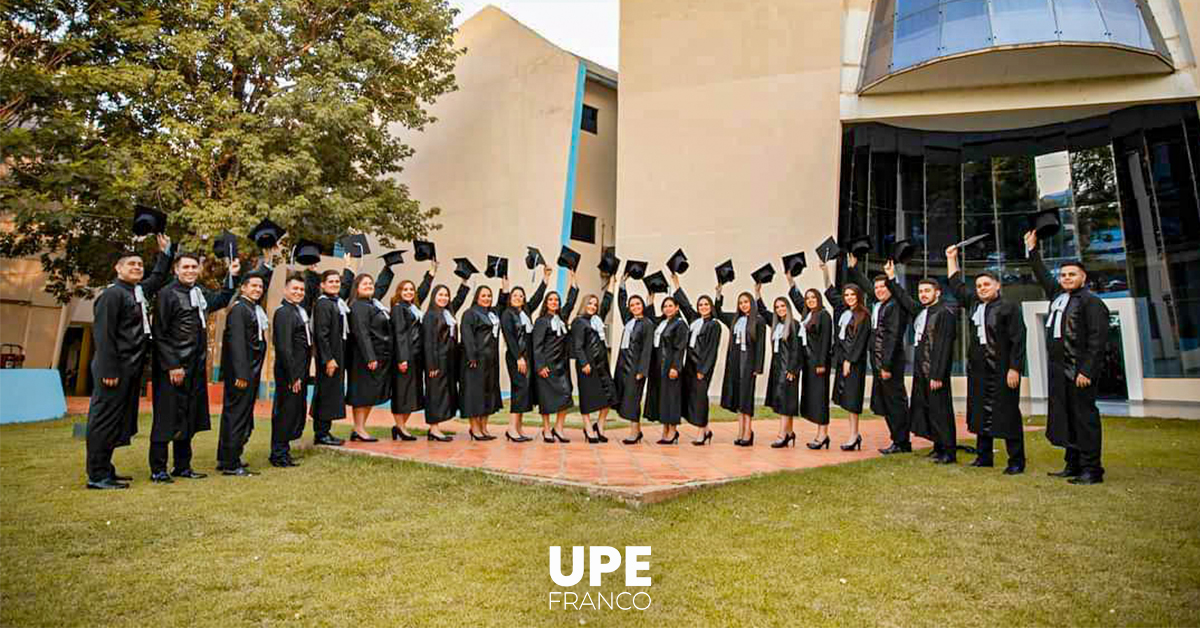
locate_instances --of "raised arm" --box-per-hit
[1025,232,1060,299]
[374,265,395,301]
[886,278,918,317]
[416,271,433,307]
[599,290,613,321]
[138,236,175,297]
[673,287,697,323]
[449,282,470,315]
[525,275,548,316]
[618,283,632,324]
[560,284,579,321]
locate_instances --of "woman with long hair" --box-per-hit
[387,266,434,441]
[642,295,689,444]
[422,284,466,440]
[346,273,392,442]
[716,285,766,446]
[764,293,803,448]
[614,276,655,444]
[571,275,618,443]
[460,283,508,440]
[532,271,578,442]
[787,277,834,449]
[500,265,550,442]
[822,260,869,451]
[669,272,722,445]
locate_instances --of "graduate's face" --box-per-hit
[584,296,599,315]
[241,277,264,302]
[975,276,999,302]
[804,291,819,311]
[175,257,200,285]
[434,287,450,308]
[697,297,713,318]
[662,299,678,318]
[737,295,752,315]
[285,279,305,304]
[356,277,375,298]
[400,282,416,303]
[477,287,492,308]
[843,288,859,308]
[115,256,144,283]
[629,297,644,317]
[1059,265,1086,291]
[918,282,939,306]
[546,293,560,313]
[874,279,890,302]
[509,288,526,308]
[322,274,341,295]
[773,298,789,319]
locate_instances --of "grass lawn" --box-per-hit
[2,411,1199,627]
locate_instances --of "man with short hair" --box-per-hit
[149,251,240,483]
[84,235,174,489]
[309,268,351,445]
[1026,231,1110,484]
[271,272,312,466]
[846,255,911,454]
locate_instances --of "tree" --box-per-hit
[1,0,462,301]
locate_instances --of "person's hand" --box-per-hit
[229,258,241,276]
[669,368,678,380]
[582,364,592,375]
[468,360,478,369]
[344,252,353,266]
[367,360,378,371]
[235,378,248,389]
[156,234,171,252]
[568,269,577,285]
[884,260,895,280]
[847,252,858,268]
[636,373,644,380]
[544,265,553,282]
[398,361,408,373]
[930,379,943,391]
[754,283,762,297]
[816,366,825,376]
[291,379,302,394]
[715,284,722,296]
[670,271,680,288]
[431,259,439,275]
[787,273,796,287]
[881,369,892,381]
[517,357,527,375]
[539,367,550,378]
[502,277,510,292]
[786,371,795,381]
[102,377,119,387]
[945,245,958,260]
[428,369,440,379]
[696,372,705,381]
[1075,373,1091,388]
[325,360,337,377]
[842,361,850,378]
[1007,368,1020,389]
[1024,230,1038,253]
[818,258,828,271]
[169,368,185,386]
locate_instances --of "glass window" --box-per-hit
[1053,0,1109,42]
[893,6,942,70]
[896,0,940,19]
[1070,146,1118,205]
[1076,202,1130,295]
[1095,0,1152,48]
[941,0,993,55]
[1036,151,1074,209]
[581,104,598,134]
[990,0,1058,45]
[962,159,995,263]
[864,22,895,84]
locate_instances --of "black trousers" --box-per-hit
[85,374,142,482]
[272,382,307,461]
[873,374,910,445]
[149,438,193,474]
[976,433,1026,467]
[1063,383,1104,475]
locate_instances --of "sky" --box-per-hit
[448,0,620,69]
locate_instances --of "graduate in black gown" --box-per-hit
[345,273,392,441]
[310,269,351,446]
[884,261,958,463]
[500,265,550,442]
[715,286,765,446]
[1027,231,1110,484]
[947,244,1029,474]
[571,275,618,443]
[150,251,239,482]
[763,293,803,448]
[387,265,433,441]
[422,283,470,440]
[845,256,912,454]
[84,235,174,489]
[786,276,833,449]
[669,272,721,446]
[216,256,276,475]
[643,295,688,444]
[533,271,578,442]
[460,284,508,440]
[614,278,655,445]
[270,272,312,468]
[821,258,869,451]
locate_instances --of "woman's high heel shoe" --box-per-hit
[584,428,600,444]
[771,432,796,449]
[391,426,417,441]
[840,434,863,451]
[692,430,713,446]
[656,432,680,445]
[506,431,532,443]
[469,430,485,441]
[542,431,554,443]
[551,428,570,443]
[735,431,755,447]
[621,432,644,445]
[426,431,453,442]
[806,436,831,450]
[592,423,609,443]
[350,431,378,443]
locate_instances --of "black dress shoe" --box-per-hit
[223,466,258,476]
[879,443,904,455]
[87,478,130,490]
[150,471,174,483]
[933,454,957,465]
[315,434,345,446]
[427,431,453,442]
[283,456,301,467]
[171,468,207,479]
[1002,465,1025,475]
[391,426,418,441]
[969,458,994,468]
[1047,467,1083,478]
[1068,472,1103,485]
[505,431,532,443]
[349,432,378,442]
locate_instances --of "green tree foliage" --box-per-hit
[1,0,462,301]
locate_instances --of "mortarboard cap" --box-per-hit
[643,271,669,294]
[666,248,689,274]
[340,233,370,258]
[486,255,508,279]
[380,249,406,267]
[132,205,167,236]
[249,218,285,249]
[782,252,807,277]
[715,260,735,285]
[557,245,581,271]
[453,257,478,280]
[413,240,436,262]
[816,237,841,263]
[294,240,324,266]
[625,260,648,280]
[598,247,620,275]
[213,231,238,260]
[751,263,776,285]
[848,236,871,257]
[525,246,545,270]
[1031,208,1062,239]
[891,239,918,265]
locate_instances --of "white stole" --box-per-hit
[188,286,208,329]
[913,308,929,344]
[133,285,151,335]
[837,310,853,340]
[1047,293,1070,339]
[971,303,988,345]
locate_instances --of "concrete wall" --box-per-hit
[0,257,68,370]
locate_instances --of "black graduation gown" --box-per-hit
[846,268,910,432]
[674,288,721,428]
[532,287,579,415]
[1031,253,1110,456]
[950,272,1027,439]
[389,272,432,414]
[346,299,392,407]
[272,300,312,446]
[421,284,470,424]
[84,248,175,479]
[613,286,654,422]
[151,277,236,442]
[311,294,349,421]
[716,297,766,415]
[571,293,618,415]
[790,288,833,425]
[460,297,507,417]
[500,281,547,414]
[889,279,957,447]
[826,285,870,414]
[763,303,804,418]
[643,315,688,424]
[217,283,273,465]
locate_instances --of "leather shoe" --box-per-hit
[1067,472,1103,485]
[878,444,905,455]
[171,468,207,479]
[87,478,130,490]
[110,472,133,482]
[1003,465,1025,475]
[1047,467,1082,478]
[150,471,174,483]
[969,458,994,468]
[222,466,257,476]
[314,434,344,446]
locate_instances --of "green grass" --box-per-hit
[2,412,1199,627]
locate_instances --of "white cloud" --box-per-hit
[448,0,619,69]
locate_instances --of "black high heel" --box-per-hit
[656,431,680,445]
[735,431,755,447]
[391,427,416,441]
[427,431,453,442]
[806,436,831,450]
[542,431,554,443]
[584,427,600,444]
[592,423,609,443]
[505,431,532,443]
[621,432,644,445]
[771,432,796,448]
[840,434,862,451]
[469,430,484,441]
[350,431,378,443]
[551,428,570,443]
[692,430,713,446]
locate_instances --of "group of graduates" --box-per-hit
[83,214,1112,489]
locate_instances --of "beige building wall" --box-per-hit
[0,257,69,370]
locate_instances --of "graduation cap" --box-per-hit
[643,271,669,294]
[557,245,581,271]
[294,239,325,266]
[249,218,285,249]
[380,249,406,267]
[715,260,735,285]
[212,231,238,260]
[1031,208,1062,239]
[453,257,478,280]
[242,265,272,284]
[751,263,776,285]
[132,205,167,236]
[485,255,508,279]
[782,252,807,277]
[816,237,841,263]
[414,240,436,262]
[340,233,370,258]
[598,247,620,275]
[625,260,648,280]
[666,249,689,274]
[848,235,871,258]
[891,239,918,265]
[525,246,545,270]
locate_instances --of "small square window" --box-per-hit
[581,104,598,134]
[570,212,597,243]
